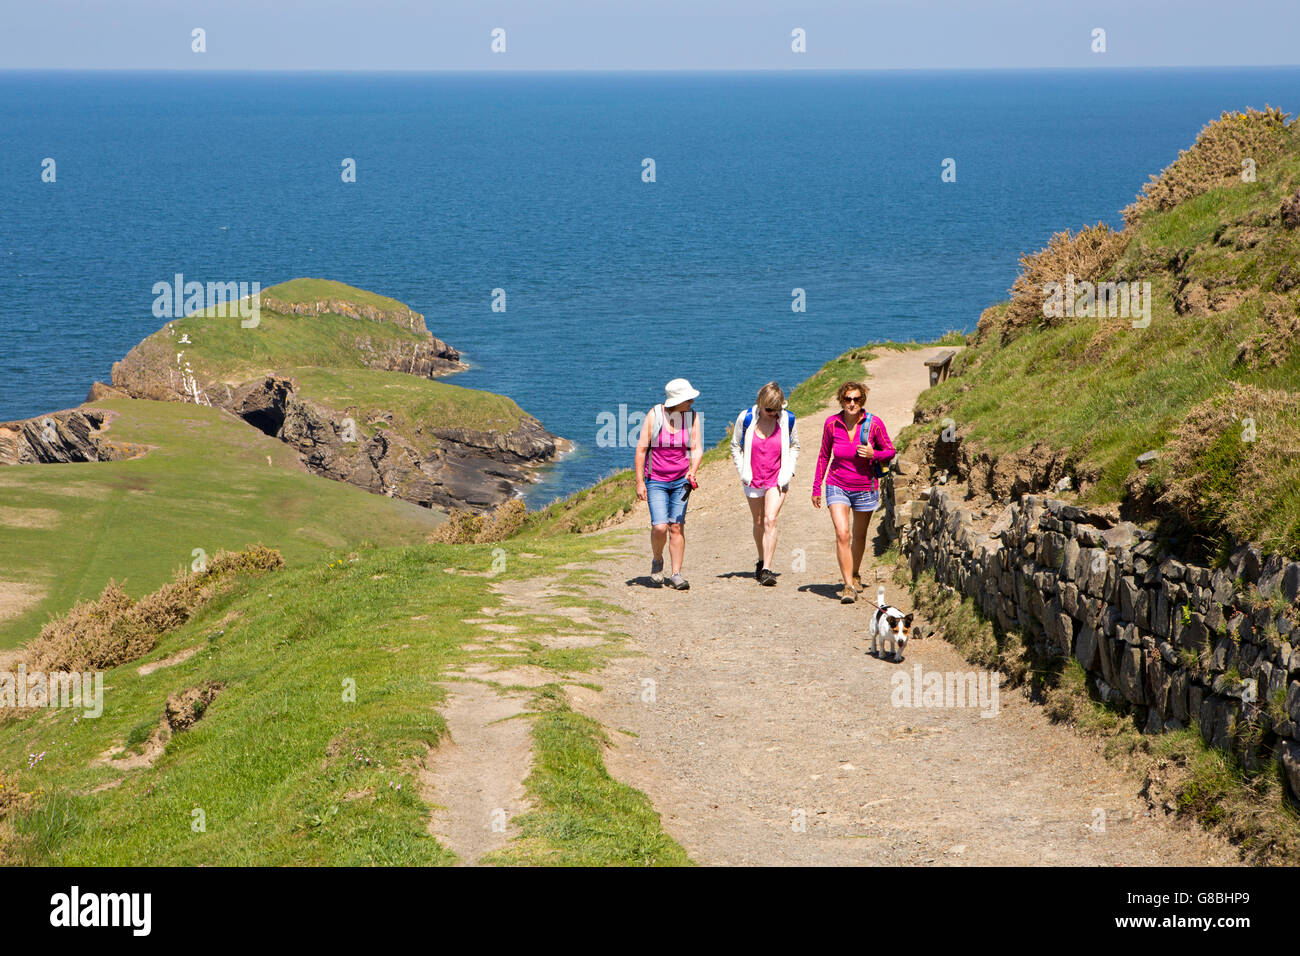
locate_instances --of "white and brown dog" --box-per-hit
[869,586,913,662]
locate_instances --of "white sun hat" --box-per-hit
[663,378,700,407]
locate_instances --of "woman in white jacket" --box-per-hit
[730,382,799,586]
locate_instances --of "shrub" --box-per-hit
[982,223,1129,344]
[1123,107,1292,225]
[20,546,284,674]
[429,498,528,544]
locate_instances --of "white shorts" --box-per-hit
[743,483,783,499]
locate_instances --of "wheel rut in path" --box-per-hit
[565,346,1237,865]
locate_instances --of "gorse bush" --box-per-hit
[1124,107,1292,224]
[429,497,528,544]
[978,223,1129,344]
[22,545,284,674]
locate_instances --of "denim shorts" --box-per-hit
[825,484,879,512]
[646,477,690,526]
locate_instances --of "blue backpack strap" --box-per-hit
[858,413,873,446]
[785,410,795,431]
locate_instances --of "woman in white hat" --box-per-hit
[730,381,799,586]
[634,378,703,590]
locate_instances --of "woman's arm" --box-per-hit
[811,417,832,496]
[730,409,746,475]
[871,415,896,461]
[634,412,653,499]
[688,412,704,479]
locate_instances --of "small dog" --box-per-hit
[869,586,913,662]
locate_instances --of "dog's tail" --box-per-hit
[877,585,886,608]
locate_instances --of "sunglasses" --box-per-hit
[763,407,780,414]
[843,395,863,405]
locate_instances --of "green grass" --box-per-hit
[0,532,683,865]
[289,367,525,441]
[0,398,443,649]
[261,278,414,314]
[143,301,434,386]
[481,686,691,866]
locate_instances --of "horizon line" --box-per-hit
[4,64,1300,75]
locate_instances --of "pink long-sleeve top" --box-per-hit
[811,411,895,495]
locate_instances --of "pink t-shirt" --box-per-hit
[749,426,782,489]
[647,414,690,482]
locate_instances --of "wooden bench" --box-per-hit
[924,349,956,387]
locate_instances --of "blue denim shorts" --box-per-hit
[646,477,690,526]
[825,484,879,512]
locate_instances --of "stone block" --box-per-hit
[1120,645,1146,704]
[1170,669,1189,723]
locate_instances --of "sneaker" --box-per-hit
[650,557,664,585]
[759,568,777,587]
[840,585,857,605]
[666,573,690,591]
[755,559,763,580]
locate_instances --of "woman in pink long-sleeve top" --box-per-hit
[810,380,896,604]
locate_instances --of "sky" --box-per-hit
[1,0,1297,71]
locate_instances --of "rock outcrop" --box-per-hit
[0,409,145,466]
[226,376,561,512]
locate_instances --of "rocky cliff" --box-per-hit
[232,375,562,511]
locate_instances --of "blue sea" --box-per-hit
[3,68,1298,504]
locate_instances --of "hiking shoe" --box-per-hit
[651,557,664,585]
[755,559,763,580]
[758,568,777,587]
[840,585,857,605]
[666,573,690,591]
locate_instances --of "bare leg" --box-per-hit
[668,523,685,575]
[651,523,668,562]
[830,503,854,588]
[851,509,873,582]
[762,486,787,569]
[747,495,765,564]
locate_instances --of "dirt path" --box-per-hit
[566,346,1236,865]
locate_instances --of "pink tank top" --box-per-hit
[749,425,782,488]
[647,412,690,482]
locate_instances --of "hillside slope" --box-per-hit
[0,398,443,648]
[909,107,1300,560]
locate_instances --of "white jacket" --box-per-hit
[731,406,799,489]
